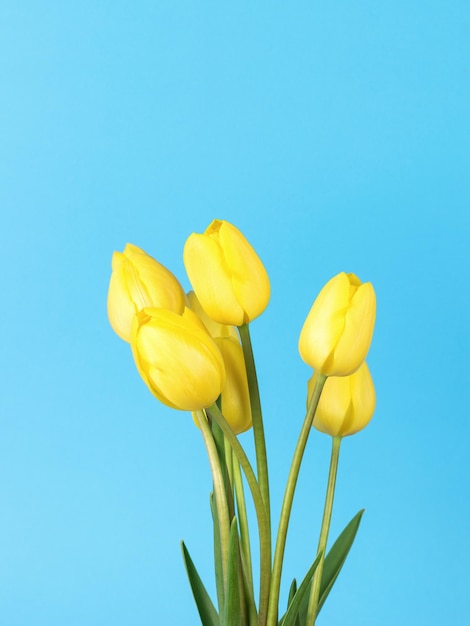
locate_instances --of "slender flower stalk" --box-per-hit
[224,437,235,514]
[227,439,258,626]
[207,403,271,626]
[194,410,231,592]
[238,323,271,538]
[306,435,342,625]
[266,373,327,626]
[232,457,255,602]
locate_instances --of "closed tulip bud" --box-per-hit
[131,307,226,411]
[183,219,270,326]
[213,336,252,434]
[299,272,376,376]
[308,362,376,437]
[186,291,239,340]
[188,293,251,434]
[107,243,186,343]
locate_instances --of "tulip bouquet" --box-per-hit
[107,220,376,626]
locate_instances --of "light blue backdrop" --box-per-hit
[1,2,468,624]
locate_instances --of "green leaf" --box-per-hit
[318,509,364,613]
[287,578,297,608]
[295,510,364,624]
[278,552,322,626]
[285,579,299,626]
[181,541,219,626]
[223,518,242,626]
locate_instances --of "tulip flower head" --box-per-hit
[131,307,226,411]
[308,362,376,437]
[214,336,252,434]
[184,219,270,326]
[299,272,376,376]
[192,336,252,435]
[188,293,251,434]
[107,244,186,343]
[186,290,239,341]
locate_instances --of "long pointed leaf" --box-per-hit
[181,541,219,626]
[286,579,299,626]
[318,509,364,612]
[296,510,364,624]
[279,552,322,626]
[287,579,297,607]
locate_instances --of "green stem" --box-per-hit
[224,436,236,519]
[266,373,327,626]
[208,403,271,626]
[238,323,271,539]
[195,410,231,592]
[212,419,235,519]
[232,457,258,626]
[306,435,342,625]
[233,456,254,597]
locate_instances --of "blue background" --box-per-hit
[1,1,468,624]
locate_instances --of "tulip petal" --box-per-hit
[107,254,140,341]
[331,282,376,376]
[215,337,252,434]
[341,362,376,436]
[217,221,270,323]
[131,308,226,411]
[299,273,350,372]
[311,374,352,437]
[107,244,185,342]
[299,273,376,376]
[186,291,239,340]
[124,245,186,314]
[184,233,245,326]
[184,220,270,326]
[309,362,375,437]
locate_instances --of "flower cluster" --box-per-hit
[107,220,269,432]
[107,219,377,626]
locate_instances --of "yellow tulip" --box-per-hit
[214,336,252,434]
[187,293,251,434]
[308,362,376,437]
[131,307,226,411]
[299,272,376,376]
[107,243,186,343]
[183,219,270,326]
[186,291,239,340]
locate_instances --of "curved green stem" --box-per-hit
[232,456,255,601]
[233,456,258,626]
[306,435,342,625]
[208,403,271,626]
[195,410,231,592]
[224,436,236,519]
[266,373,327,626]
[238,323,271,538]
